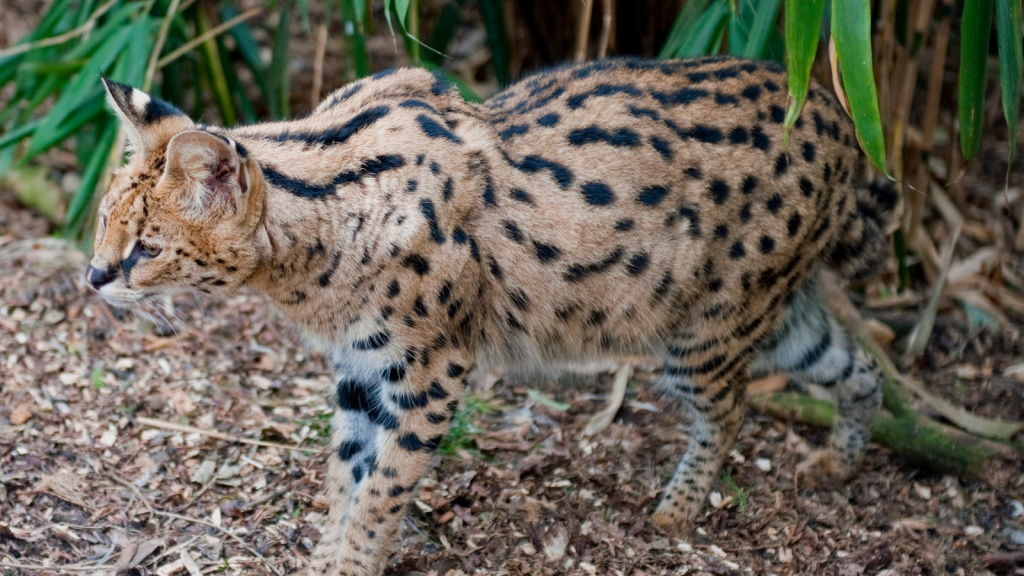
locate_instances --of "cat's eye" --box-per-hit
[141,243,161,257]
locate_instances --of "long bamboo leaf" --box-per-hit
[783,0,826,139]
[660,0,714,59]
[478,0,511,87]
[994,0,1022,164]
[742,0,783,59]
[959,0,994,162]
[24,19,140,160]
[671,0,730,57]
[64,119,117,232]
[831,0,887,171]
[269,7,291,119]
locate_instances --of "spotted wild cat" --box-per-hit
[87,56,896,575]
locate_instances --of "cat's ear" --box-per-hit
[102,77,188,156]
[162,130,250,217]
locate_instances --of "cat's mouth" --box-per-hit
[94,283,147,309]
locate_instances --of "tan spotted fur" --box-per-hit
[88,57,895,576]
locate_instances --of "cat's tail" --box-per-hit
[828,179,900,281]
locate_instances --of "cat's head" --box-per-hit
[87,79,266,308]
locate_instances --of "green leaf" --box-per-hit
[526,389,570,412]
[660,0,714,59]
[994,0,1022,164]
[742,0,783,59]
[664,0,729,57]
[339,0,370,79]
[831,0,887,172]
[783,0,826,139]
[959,0,994,162]
[479,0,511,86]
[269,7,291,119]
[424,1,463,65]
[25,18,140,160]
[222,6,274,114]
[64,119,117,234]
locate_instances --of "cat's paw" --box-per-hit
[795,448,855,487]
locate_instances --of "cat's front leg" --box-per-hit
[308,337,471,576]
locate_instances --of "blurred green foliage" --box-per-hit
[0,0,1019,240]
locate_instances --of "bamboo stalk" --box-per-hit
[156,7,263,69]
[573,0,594,63]
[136,416,314,452]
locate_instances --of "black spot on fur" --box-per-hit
[537,113,560,127]
[417,114,462,143]
[799,177,814,197]
[769,105,785,123]
[766,194,783,214]
[638,185,669,206]
[708,180,729,205]
[503,152,574,188]
[628,105,659,120]
[787,212,803,236]
[387,279,400,298]
[802,141,816,163]
[650,135,673,160]
[503,220,525,244]
[750,126,770,151]
[401,254,430,275]
[759,236,776,254]
[741,175,758,194]
[580,182,615,206]
[567,84,643,109]
[728,126,749,144]
[568,125,641,147]
[338,440,364,461]
[626,252,649,275]
[498,124,530,141]
[774,153,790,176]
[533,241,561,262]
[740,84,762,101]
[730,241,746,259]
[564,247,624,282]
[438,282,452,305]
[510,188,533,204]
[413,296,428,317]
[353,331,391,350]
[614,219,635,232]
[650,87,709,106]
[419,198,445,243]
[714,224,729,239]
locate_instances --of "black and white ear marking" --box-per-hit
[101,77,185,154]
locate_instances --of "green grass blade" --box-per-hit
[424,1,463,65]
[660,0,714,59]
[0,120,41,151]
[196,7,236,126]
[24,20,139,159]
[672,0,730,57]
[783,0,826,139]
[832,0,887,171]
[64,119,117,234]
[742,0,783,59]
[994,0,1022,164]
[478,0,511,87]
[222,6,274,114]
[270,7,291,118]
[297,0,312,34]
[958,0,994,162]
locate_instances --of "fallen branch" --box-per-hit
[749,391,1015,479]
[820,271,1024,440]
[136,417,314,452]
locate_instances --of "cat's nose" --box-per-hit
[86,264,116,290]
